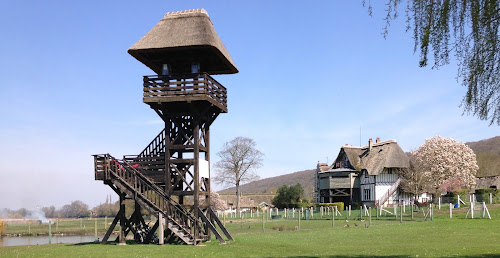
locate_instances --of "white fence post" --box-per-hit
[449,203,452,218]
[438,197,441,209]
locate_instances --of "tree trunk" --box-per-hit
[236,181,241,214]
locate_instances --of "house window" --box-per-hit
[364,189,370,200]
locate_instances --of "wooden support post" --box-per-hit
[118,194,126,245]
[48,221,52,244]
[262,210,265,232]
[450,203,453,218]
[158,212,164,245]
[348,205,351,217]
[400,205,403,223]
[193,119,200,245]
[332,206,335,228]
[298,210,301,230]
[430,204,434,221]
[490,193,493,204]
[101,211,120,244]
[369,207,372,224]
[483,202,492,219]
[470,202,474,219]
[438,197,441,209]
[94,218,98,242]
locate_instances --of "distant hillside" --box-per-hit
[217,136,500,200]
[466,136,500,177]
[219,169,316,200]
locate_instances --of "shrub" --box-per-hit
[318,202,344,211]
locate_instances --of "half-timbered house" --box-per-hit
[316,138,410,207]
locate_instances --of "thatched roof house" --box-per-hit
[317,138,411,206]
[475,176,500,189]
[218,194,275,208]
[338,139,410,175]
[128,9,238,75]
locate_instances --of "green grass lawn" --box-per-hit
[1,205,500,257]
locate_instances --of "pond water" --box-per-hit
[0,235,105,247]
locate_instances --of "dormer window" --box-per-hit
[191,63,200,73]
[162,64,171,75]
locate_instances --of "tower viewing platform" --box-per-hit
[143,73,227,113]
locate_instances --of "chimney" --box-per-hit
[368,138,373,152]
[376,137,380,143]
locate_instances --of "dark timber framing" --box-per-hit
[93,9,236,246]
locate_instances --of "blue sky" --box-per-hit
[0,1,498,210]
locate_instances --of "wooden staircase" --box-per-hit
[93,153,232,245]
[375,178,401,207]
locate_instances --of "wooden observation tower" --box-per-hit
[93,9,237,245]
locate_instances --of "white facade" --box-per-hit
[361,168,401,207]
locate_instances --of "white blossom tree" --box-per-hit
[413,136,478,195]
[199,189,228,211]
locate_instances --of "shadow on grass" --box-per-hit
[71,240,139,246]
[277,255,500,258]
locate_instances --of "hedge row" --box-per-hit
[317,202,345,211]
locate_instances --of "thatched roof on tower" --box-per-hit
[128,9,238,75]
[338,140,409,175]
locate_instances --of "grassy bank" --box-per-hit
[2,218,116,236]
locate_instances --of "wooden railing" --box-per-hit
[136,129,166,158]
[376,178,402,207]
[143,73,227,109]
[93,154,201,241]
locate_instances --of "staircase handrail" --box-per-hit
[376,178,402,207]
[120,158,198,222]
[137,129,166,158]
[104,154,199,229]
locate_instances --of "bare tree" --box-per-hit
[398,153,432,203]
[213,137,264,213]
